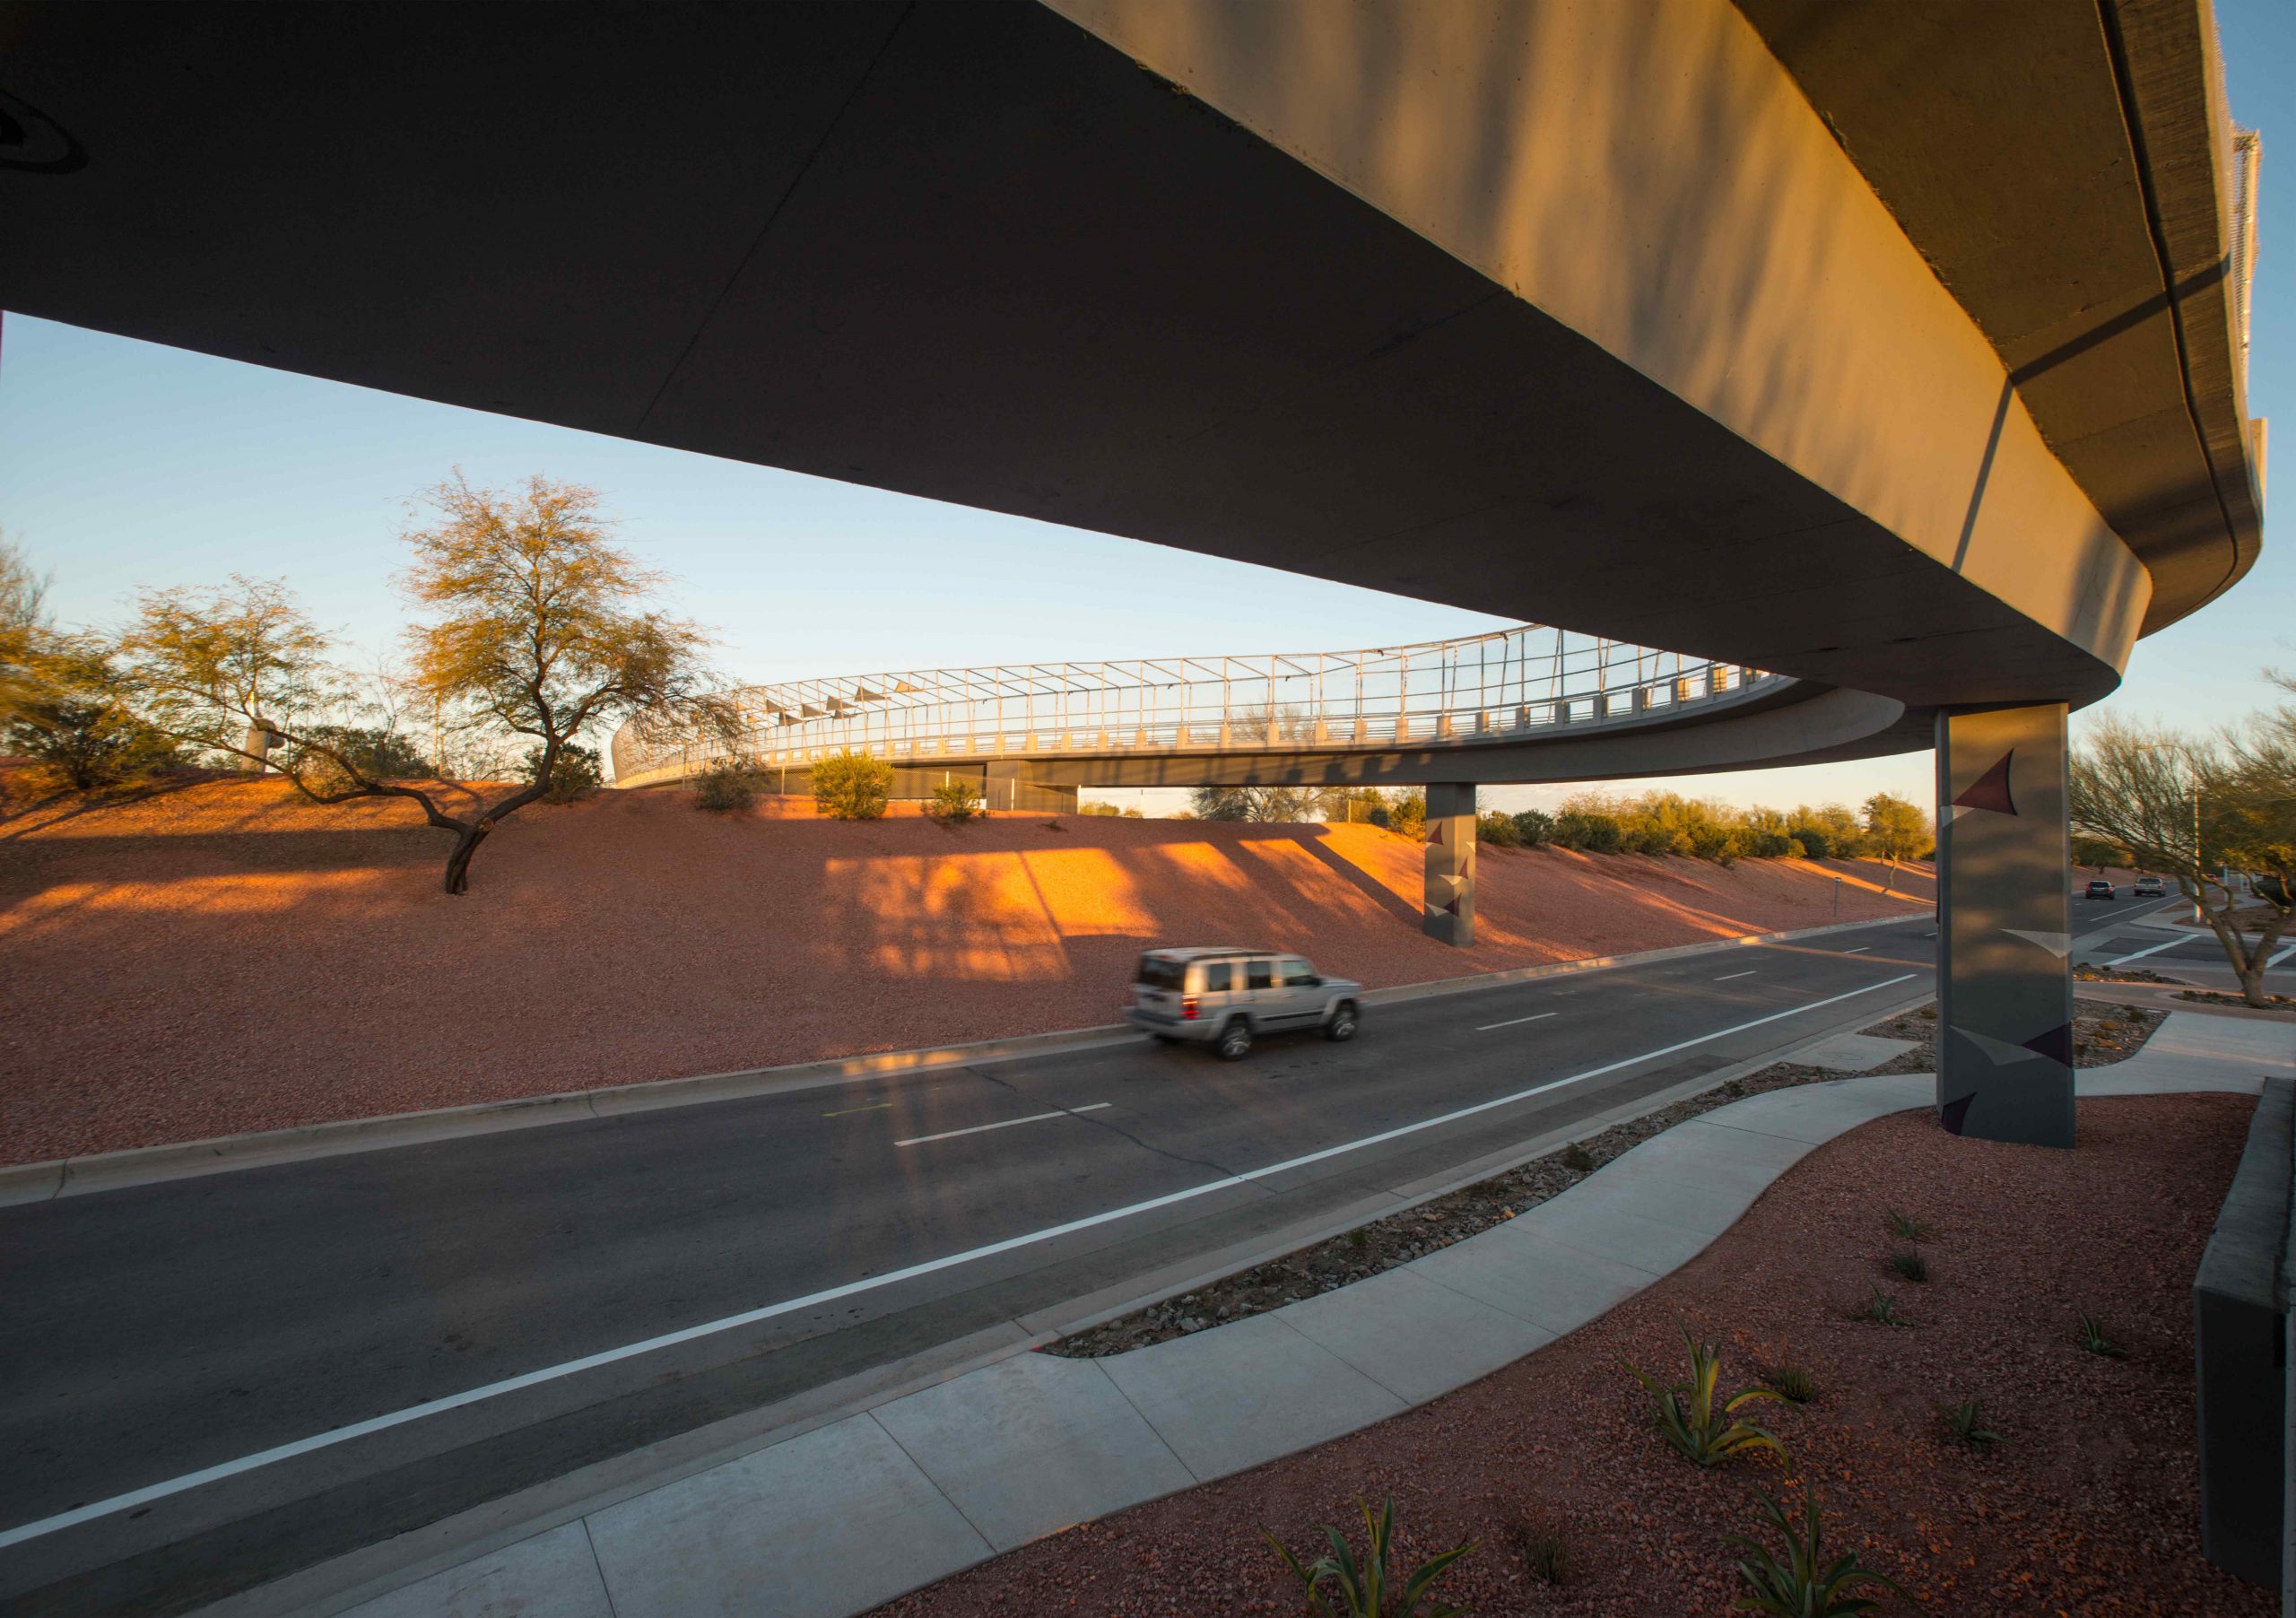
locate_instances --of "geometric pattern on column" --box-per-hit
[1422,782,1476,946]
[1934,703,2075,1148]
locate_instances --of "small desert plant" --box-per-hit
[1347,1227,1370,1251]
[694,756,763,813]
[1625,1327,1787,1468]
[1264,1496,1476,1617]
[1883,1207,1931,1242]
[812,747,891,819]
[1561,1143,1596,1172]
[1763,1364,1819,1405]
[926,777,984,824]
[1941,1399,2003,1449]
[1886,1248,1928,1283]
[1860,1286,1900,1326]
[1724,1489,1905,1615]
[2077,1313,2127,1359]
[523,741,601,804]
[1514,1518,1568,1587]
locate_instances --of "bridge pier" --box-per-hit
[1422,783,1476,947]
[1935,704,2074,1147]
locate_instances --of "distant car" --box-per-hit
[1126,947,1363,1059]
[2133,875,2166,898]
[2084,879,2116,900]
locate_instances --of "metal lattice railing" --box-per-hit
[610,624,1778,784]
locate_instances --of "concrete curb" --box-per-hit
[236,1011,2289,1618]
[0,911,1931,1206]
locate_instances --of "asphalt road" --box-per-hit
[2070,894,2296,981]
[2,917,1952,1611]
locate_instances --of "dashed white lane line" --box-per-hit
[1841,946,1870,954]
[823,1100,894,1118]
[2106,935,2187,968]
[1476,1012,1557,1031]
[896,1104,1111,1147]
[1714,970,1757,981]
[0,970,1917,1553]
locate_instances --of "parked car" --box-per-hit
[2133,875,2167,897]
[2084,879,2116,900]
[1126,947,1362,1059]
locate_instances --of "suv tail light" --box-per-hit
[1181,996,1200,1020]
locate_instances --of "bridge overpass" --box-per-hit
[0,0,2266,1147]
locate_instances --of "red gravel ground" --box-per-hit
[875,1094,2266,1618]
[0,775,1929,1163]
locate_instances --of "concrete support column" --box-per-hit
[1423,782,1475,946]
[1935,704,2074,1147]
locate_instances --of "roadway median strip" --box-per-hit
[0,970,1917,1553]
[896,1104,1112,1147]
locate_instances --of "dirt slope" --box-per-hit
[0,778,1931,1164]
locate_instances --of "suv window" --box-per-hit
[1277,957,1316,986]
[1200,961,1233,992]
[1246,959,1274,990]
[1137,955,1185,990]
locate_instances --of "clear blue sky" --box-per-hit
[2,0,2287,814]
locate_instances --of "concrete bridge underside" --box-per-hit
[0,0,2265,1149]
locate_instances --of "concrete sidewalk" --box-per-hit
[272,1014,2292,1618]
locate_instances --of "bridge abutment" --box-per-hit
[1422,782,1476,947]
[1934,703,2074,1147]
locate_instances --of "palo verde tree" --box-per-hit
[1860,791,1930,895]
[122,474,733,893]
[2071,709,2293,1007]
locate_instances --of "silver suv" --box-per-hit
[1126,947,1363,1059]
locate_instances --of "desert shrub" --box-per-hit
[1477,809,1521,848]
[1883,1207,1932,1242]
[522,741,601,804]
[1552,807,1624,853]
[1561,1142,1596,1172]
[1367,805,1391,829]
[1382,789,1425,841]
[1625,1327,1787,1468]
[1515,1518,1569,1586]
[1265,1496,1476,1618]
[1860,1286,1901,1326]
[1746,829,1796,858]
[813,748,892,820]
[1763,1364,1819,1405]
[1512,807,1553,847]
[1724,1490,1906,1615]
[2076,1312,2126,1359]
[4,636,178,793]
[291,726,432,793]
[1078,799,1142,817]
[928,777,984,824]
[694,756,764,813]
[1942,1399,2003,1449]
[1789,823,1833,861]
[1887,1248,1928,1283]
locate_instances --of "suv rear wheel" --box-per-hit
[1324,1001,1360,1041]
[1215,1017,1253,1060]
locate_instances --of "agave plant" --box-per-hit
[1265,1496,1477,1617]
[2077,1312,2127,1359]
[1941,1398,2004,1449]
[1625,1327,1787,1467]
[1725,1489,1906,1615]
[1883,1207,1932,1242]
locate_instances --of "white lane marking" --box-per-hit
[1714,970,1757,981]
[0,971,1917,1551]
[896,1104,1111,1147]
[1476,1012,1557,1031]
[2267,942,2296,970]
[2106,935,2187,967]
[1841,947,1870,954]
[823,1101,893,1118]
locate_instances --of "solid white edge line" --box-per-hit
[1475,1012,1557,1031]
[1713,970,1756,980]
[2106,935,2187,968]
[0,971,1919,1552]
[896,1103,1111,1147]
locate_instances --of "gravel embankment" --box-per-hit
[880,1092,2266,1617]
[0,775,1931,1164]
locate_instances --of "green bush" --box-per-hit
[1790,823,1833,861]
[813,748,892,820]
[1477,809,1521,848]
[1383,790,1425,840]
[694,756,764,813]
[1746,829,1796,858]
[1265,1496,1476,1618]
[1512,807,1553,847]
[1625,1327,1787,1468]
[4,636,178,794]
[1552,807,1623,852]
[928,777,984,824]
[523,742,601,804]
[1724,1490,1905,1615]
